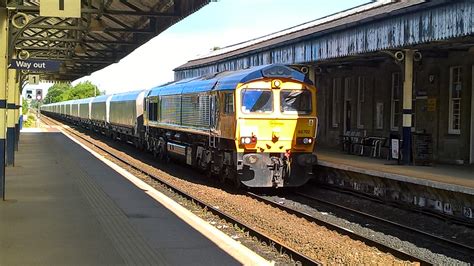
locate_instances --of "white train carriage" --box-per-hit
[108,90,147,145]
[90,95,112,130]
[77,98,93,125]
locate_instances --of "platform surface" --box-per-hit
[316,149,474,195]
[0,131,240,265]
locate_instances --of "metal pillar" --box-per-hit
[6,68,16,166]
[14,77,20,151]
[402,50,414,164]
[0,8,8,200]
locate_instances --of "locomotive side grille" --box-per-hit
[181,94,210,129]
[160,95,181,125]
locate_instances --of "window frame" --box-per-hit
[279,89,313,115]
[390,72,401,131]
[240,88,274,114]
[223,92,234,114]
[449,66,462,135]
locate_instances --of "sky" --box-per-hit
[25,0,369,96]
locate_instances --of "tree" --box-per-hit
[44,83,72,103]
[67,81,100,99]
[44,81,101,103]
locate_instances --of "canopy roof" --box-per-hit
[3,0,209,83]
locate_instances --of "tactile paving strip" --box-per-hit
[62,153,169,265]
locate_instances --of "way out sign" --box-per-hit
[40,0,81,18]
[9,59,61,72]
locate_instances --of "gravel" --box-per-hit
[288,186,474,264]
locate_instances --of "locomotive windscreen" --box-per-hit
[241,89,273,113]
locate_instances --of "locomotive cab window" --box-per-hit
[224,92,234,114]
[280,89,312,114]
[241,89,273,113]
[148,101,158,121]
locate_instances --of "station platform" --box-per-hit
[0,129,266,265]
[316,149,474,196]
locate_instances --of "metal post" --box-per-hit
[402,50,414,164]
[0,8,8,200]
[6,68,16,166]
[14,76,20,151]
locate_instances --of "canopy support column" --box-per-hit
[0,8,8,200]
[6,68,16,166]
[402,50,414,165]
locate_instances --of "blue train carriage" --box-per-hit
[144,64,318,188]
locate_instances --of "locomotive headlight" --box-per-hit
[271,79,282,89]
[240,136,257,145]
[297,137,313,145]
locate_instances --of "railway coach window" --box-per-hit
[280,89,312,114]
[241,89,273,113]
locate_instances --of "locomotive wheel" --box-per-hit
[218,166,228,184]
[157,145,167,162]
[232,176,241,189]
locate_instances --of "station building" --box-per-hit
[173,0,474,165]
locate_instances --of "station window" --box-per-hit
[449,66,462,134]
[391,72,401,131]
[224,92,234,114]
[332,78,341,128]
[357,76,365,129]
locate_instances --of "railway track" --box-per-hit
[248,189,474,265]
[322,184,474,229]
[41,116,322,266]
[294,191,474,254]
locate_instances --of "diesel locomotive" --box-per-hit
[41,64,318,188]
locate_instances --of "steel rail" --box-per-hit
[320,184,474,229]
[246,191,432,265]
[294,191,474,255]
[41,116,322,266]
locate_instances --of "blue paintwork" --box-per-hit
[110,90,146,102]
[91,94,111,103]
[148,64,310,97]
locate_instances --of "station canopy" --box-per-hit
[6,0,209,81]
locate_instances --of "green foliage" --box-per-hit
[30,100,40,109]
[44,81,101,103]
[44,83,71,103]
[22,98,28,115]
[65,81,100,100]
[23,114,36,128]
